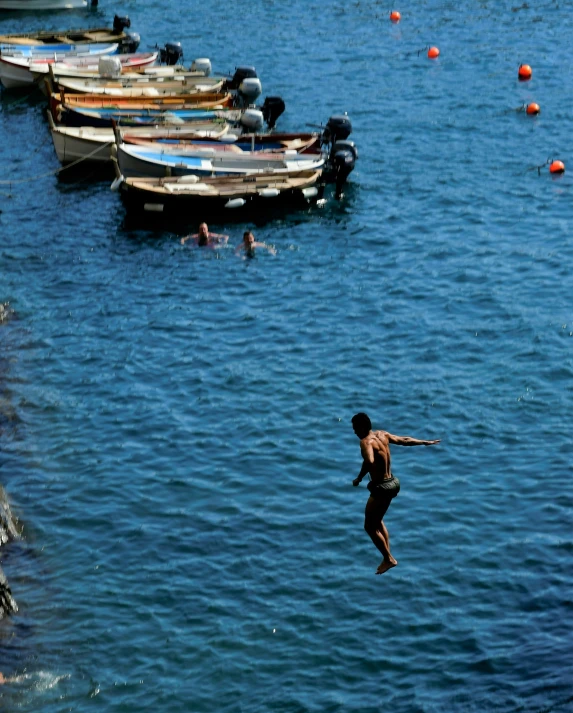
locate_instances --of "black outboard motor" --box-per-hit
[113,15,131,32]
[261,96,286,129]
[333,149,356,200]
[322,115,353,145]
[331,139,358,162]
[225,66,258,91]
[160,42,184,66]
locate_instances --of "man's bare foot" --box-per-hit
[376,559,397,575]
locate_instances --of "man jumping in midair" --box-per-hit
[351,412,440,575]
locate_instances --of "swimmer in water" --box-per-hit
[351,412,440,575]
[235,231,276,257]
[180,222,229,247]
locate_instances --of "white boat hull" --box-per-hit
[47,113,234,166]
[118,143,325,179]
[0,0,86,9]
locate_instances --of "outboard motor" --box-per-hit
[240,108,264,132]
[225,66,258,91]
[330,139,358,163]
[190,58,212,76]
[160,42,184,66]
[322,114,353,145]
[333,149,355,200]
[124,31,140,53]
[238,77,262,103]
[261,96,286,129]
[113,15,131,32]
[98,55,122,78]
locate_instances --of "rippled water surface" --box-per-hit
[1,1,573,711]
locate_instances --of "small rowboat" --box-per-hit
[54,104,245,128]
[0,19,138,53]
[42,62,191,81]
[34,52,159,90]
[47,110,232,165]
[0,0,87,10]
[52,75,224,96]
[115,140,325,179]
[0,43,118,88]
[111,157,326,218]
[49,90,233,122]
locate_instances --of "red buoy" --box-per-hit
[427,46,440,59]
[526,102,540,115]
[518,64,532,80]
[549,160,565,174]
[390,10,401,22]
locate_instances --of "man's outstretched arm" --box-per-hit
[386,433,440,447]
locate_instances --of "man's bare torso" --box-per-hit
[360,430,392,483]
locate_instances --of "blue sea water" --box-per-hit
[1,0,573,711]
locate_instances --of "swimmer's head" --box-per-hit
[243,231,255,247]
[351,412,371,437]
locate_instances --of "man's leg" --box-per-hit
[364,497,397,574]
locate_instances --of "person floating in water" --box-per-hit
[180,222,229,247]
[351,412,440,575]
[235,231,276,257]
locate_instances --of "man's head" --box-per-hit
[243,231,255,247]
[198,223,209,244]
[351,412,372,438]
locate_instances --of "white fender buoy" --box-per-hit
[143,203,164,212]
[302,187,318,199]
[225,198,246,209]
[258,188,280,198]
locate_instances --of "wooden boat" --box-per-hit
[115,139,326,179]
[0,0,87,10]
[0,40,118,56]
[0,19,138,53]
[47,110,232,165]
[34,52,158,90]
[124,132,321,154]
[54,102,244,128]
[50,90,233,124]
[0,43,118,88]
[52,74,225,96]
[111,154,325,218]
[42,62,191,81]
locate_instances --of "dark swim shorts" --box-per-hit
[367,475,401,502]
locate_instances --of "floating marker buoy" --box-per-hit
[518,64,532,80]
[549,160,565,174]
[526,102,540,115]
[390,10,401,22]
[427,46,440,59]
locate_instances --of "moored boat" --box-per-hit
[49,89,234,124]
[0,16,139,52]
[51,74,225,96]
[0,43,119,88]
[0,0,87,11]
[110,155,326,218]
[47,111,232,165]
[115,139,326,179]
[53,103,253,128]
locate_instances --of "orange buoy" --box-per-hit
[427,46,440,59]
[526,102,540,115]
[390,10,401,22]
[549,160,565,174]
[518,64,532,80]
